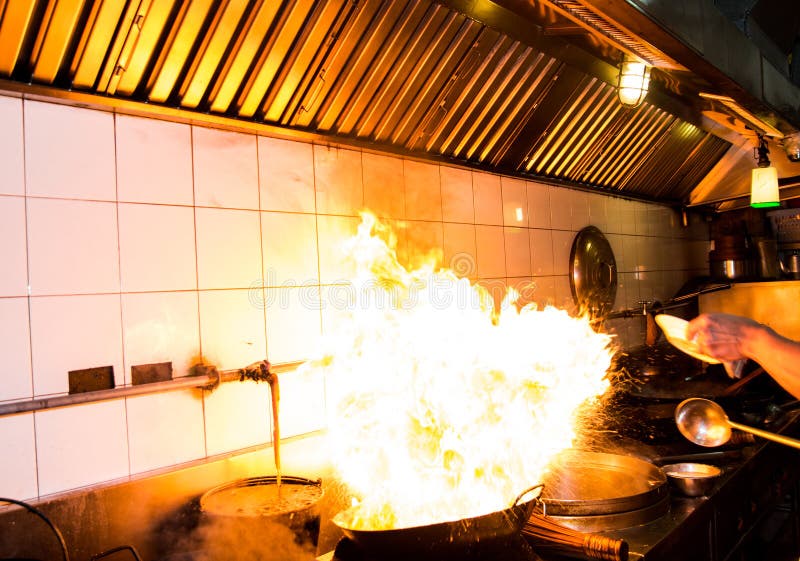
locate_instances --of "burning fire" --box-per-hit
[301,213,615,530]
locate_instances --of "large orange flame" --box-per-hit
[301,213,615,530]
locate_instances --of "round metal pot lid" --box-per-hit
[570,226,617,318]
[539,450,667,516]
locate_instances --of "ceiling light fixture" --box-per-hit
[751,134,781,208]
[617,55,650,108]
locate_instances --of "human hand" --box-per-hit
[686,313,762,364]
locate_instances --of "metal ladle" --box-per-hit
[675,398,800,450]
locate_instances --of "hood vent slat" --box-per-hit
[0,0,731,204]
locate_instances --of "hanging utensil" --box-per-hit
[674,398,800,450]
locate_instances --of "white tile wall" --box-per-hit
[258,136,316,213]
[0,96,24,196]
[29,294,124,395]
[27,198,120,295]
[193,127,259,210]
[24,101,116,201]
[119,203,197,292]
[0,98,709,499]
[116,115,193,205]
[126,390,205,474]
[121,291,200,379]
[35,400,128,496]
[0,196,27,297]
[0,298,33,401]
[363,152,404,219]
[0,414,37,500]
[195,207,262,290]
[473,172,503,226]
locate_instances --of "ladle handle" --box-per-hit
[728,420,800,450]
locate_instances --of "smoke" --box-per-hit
[162,514,318,561]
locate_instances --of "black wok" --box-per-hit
[332,484,543,557]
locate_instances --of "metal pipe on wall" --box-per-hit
[0,361,305,418]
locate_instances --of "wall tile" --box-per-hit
[27,198,119,295]
[501,177,528,227]
[475,225,506,278]
[0,196,27,296]
[0,414,38,500]
[0,96,24,195]
[36,400,128,496]
[473,172,503,225]
[504,227,531,277]
[116,115,193,205]
[527,181,551,229]
[529,229,555,276]
[507,277,536,309]
[320,284,358,335]
[606,233,626,272]
[0,298,32,401]
[122,291,200,380]
[119,203,197,292]
[30,294,124,395]
[529,276,556,309]
[265,286,322,364]
[570,191,590,231]
[262,212,319,287]
[405,220,443,270]
[278,368,327,438]
[198,289,267,370]
[551,230,574,276]
[24,101,116,200]
[622,235,640,273]
[634,202,651,236]
[126,390,205,474]
[549,187,572,230]
[617,199,637,235]
[476,278,509,311]
[317,215,360,285]
[605,197,622,234]
[442,223,477,279]
[193,127,259,209]
[553,275,574,311]
[588,193,608,233]
[195,207,262,290]
[314,146,363,216]
[363,153,404,219]
[440,167,474,223]
[404,160,441,221]
[258,136,315,213]
[204,381,271,456]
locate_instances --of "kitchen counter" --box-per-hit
[585,411,800,561]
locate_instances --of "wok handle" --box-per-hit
[513,483,544,507]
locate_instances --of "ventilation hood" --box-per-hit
[1,0,799,211]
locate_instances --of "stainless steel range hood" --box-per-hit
[1,0,798,211]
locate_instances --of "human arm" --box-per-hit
[687,313,800,400]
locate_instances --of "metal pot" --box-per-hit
[332,485,542,557]
[199,476,323,546]
[778,249,800,279]
[709,258,757,281]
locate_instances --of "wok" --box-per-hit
[332,484,543,557]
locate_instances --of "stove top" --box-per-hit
[320,536,543,561]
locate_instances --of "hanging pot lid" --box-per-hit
[570,226,617,318]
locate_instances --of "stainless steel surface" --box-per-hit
[540,450,668,516]
[0,360,304,417]
[0,0,740,206]
[778,249,800,279]
[569,226,617,318]
[661,463,721,497]
[675,397,800,450]
[540,496,670,534]
[709,258,757,280]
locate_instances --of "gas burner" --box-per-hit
[327,535,543,561]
